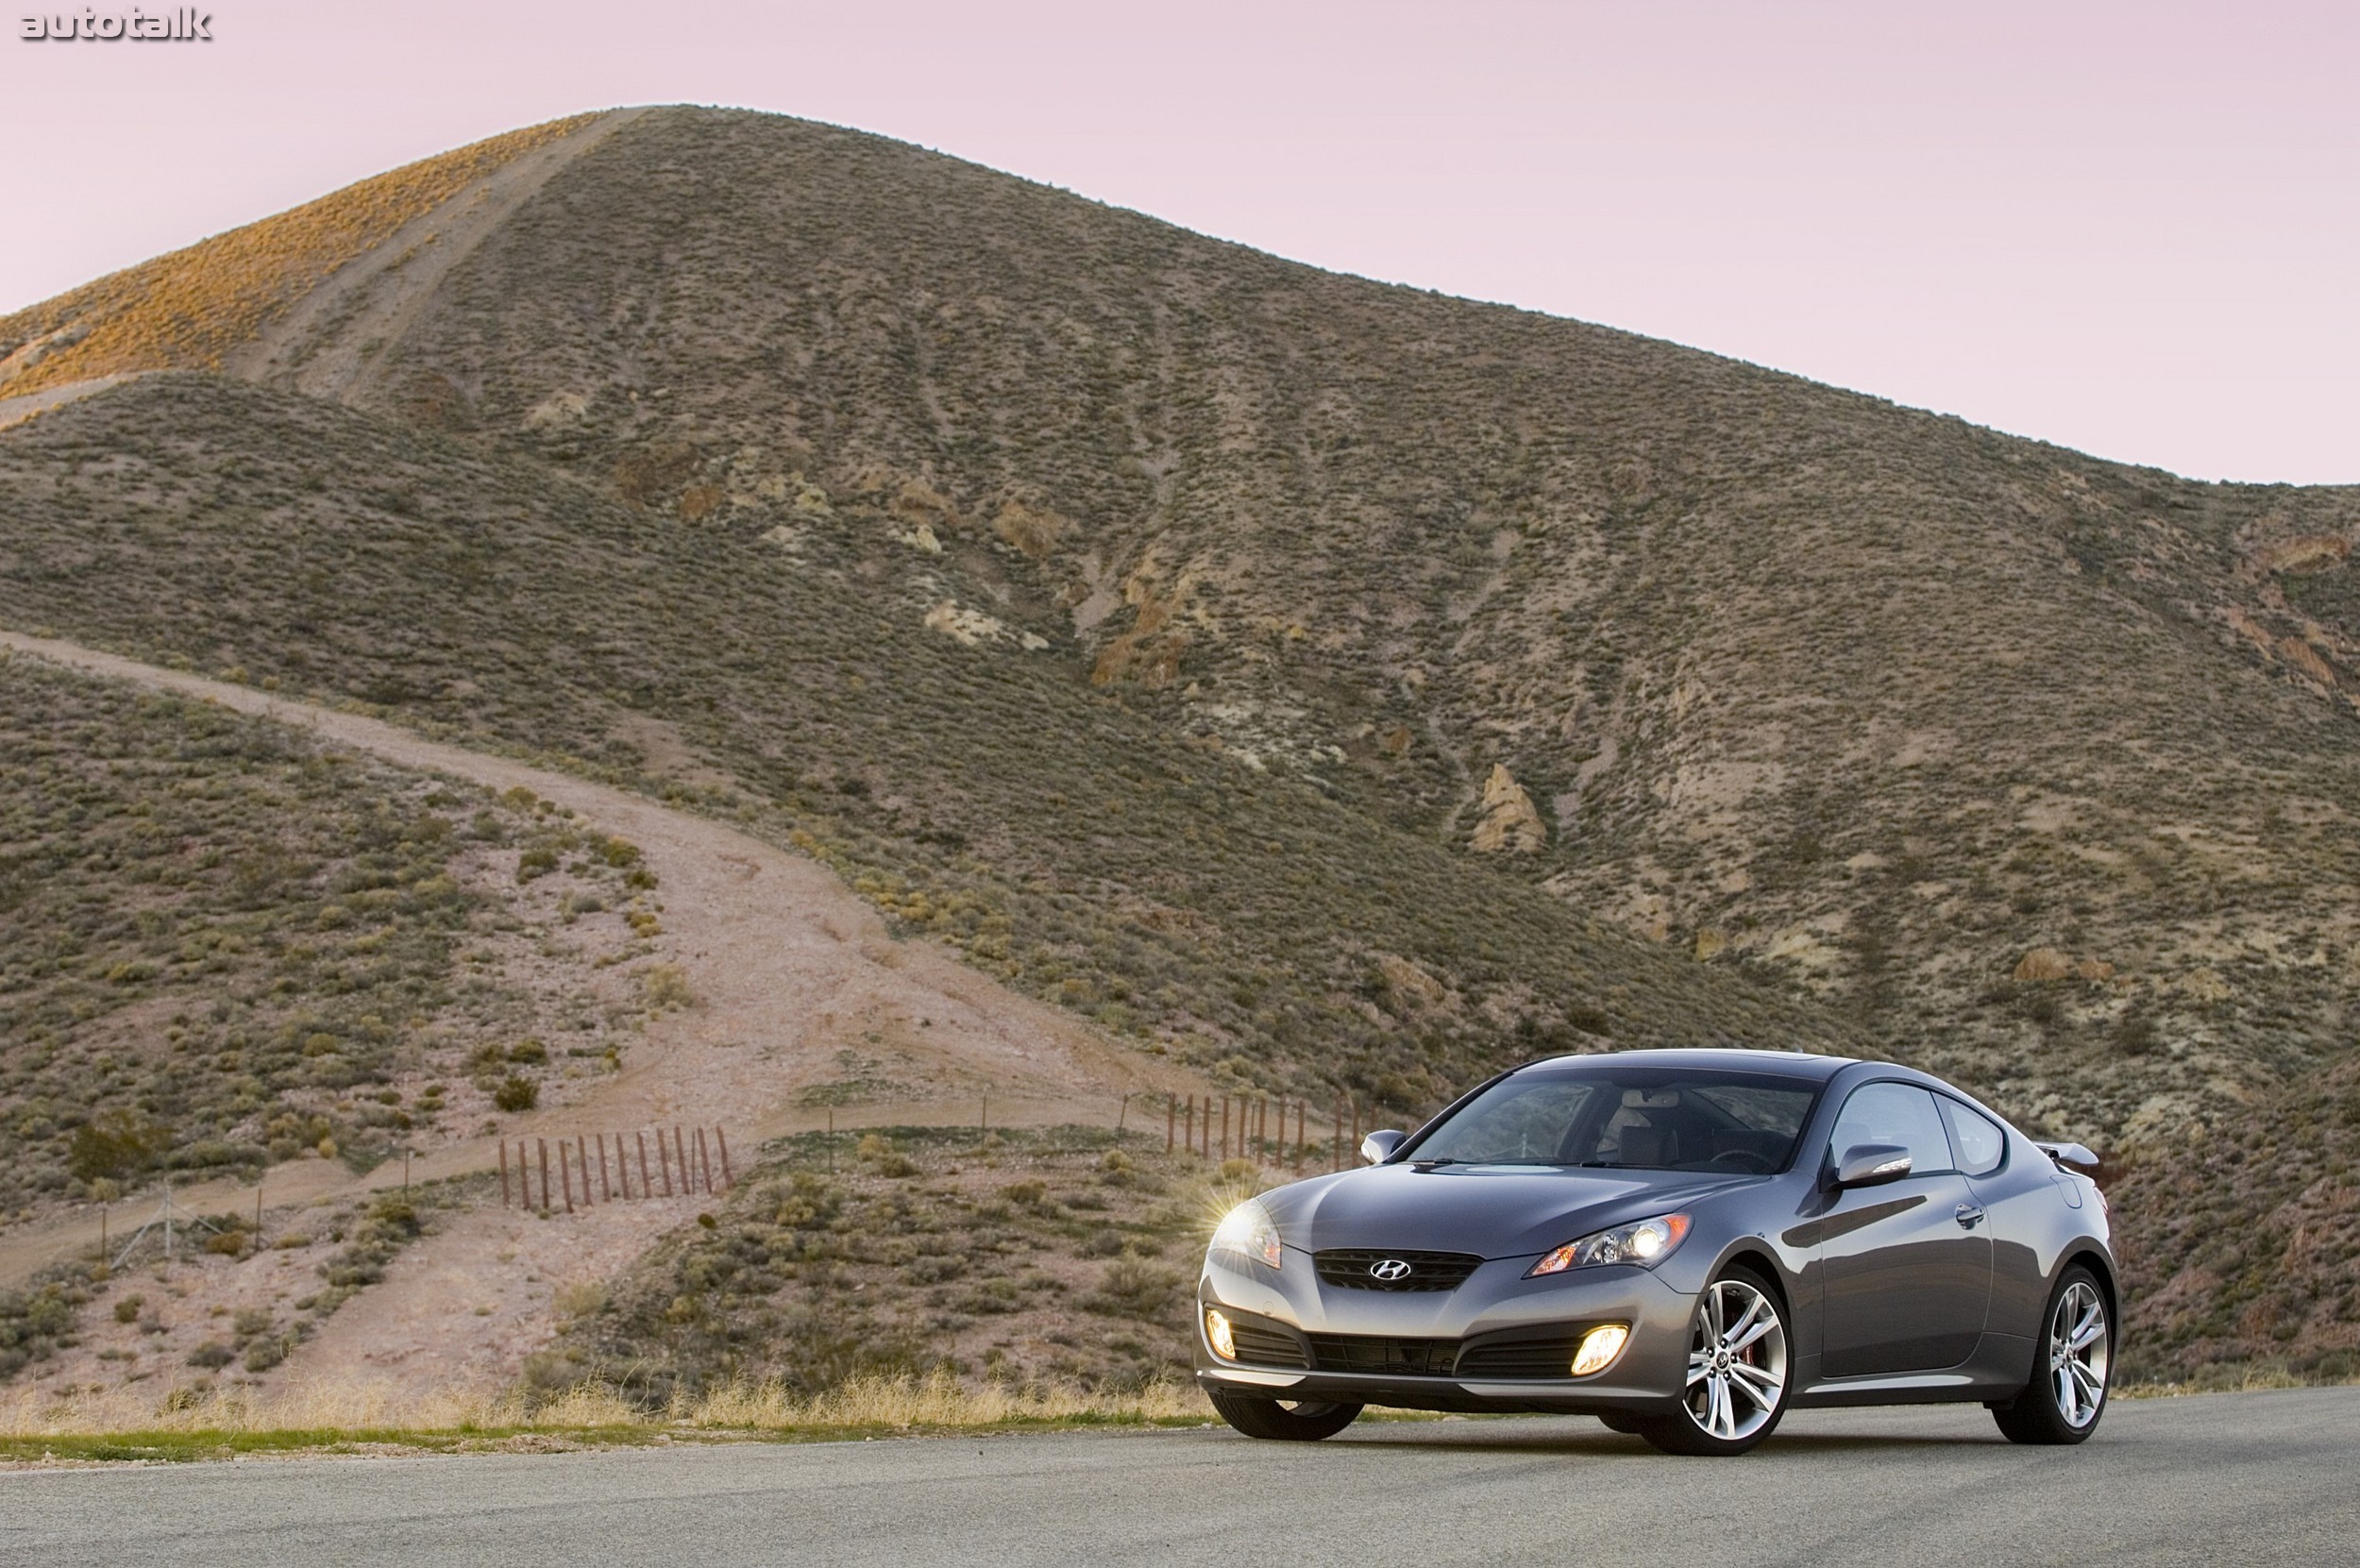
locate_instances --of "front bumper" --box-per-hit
[1194,1249,1695,1413]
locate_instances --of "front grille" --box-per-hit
[1307,1335,1462,1376]
[1314,1249,1484,1292]
[1454,1333,1583,1380]
[1227,1321,1309,1370]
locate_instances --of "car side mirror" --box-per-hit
[1833,1143,1913,1189]
[1360,1129,1407,1165]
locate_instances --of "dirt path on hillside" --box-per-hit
[226,108,649,405]
[0,374,148,433]
[0,632,1209,1325]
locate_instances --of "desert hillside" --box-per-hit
[5,106,2358,1392]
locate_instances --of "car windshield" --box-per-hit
[1405,1066,1822,1172]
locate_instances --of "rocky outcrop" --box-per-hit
[1472,765,1545,854]
[2013,948,2073,982]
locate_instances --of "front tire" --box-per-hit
[1637,1266,1791,1457]
[1992,1265,2111,1445]
[1207,1389,1364,1442]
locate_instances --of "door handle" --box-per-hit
[1954,1202,1986,1229]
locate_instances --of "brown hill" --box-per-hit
[5,106,2359,1387]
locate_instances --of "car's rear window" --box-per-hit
[1406,1067,1822,1172]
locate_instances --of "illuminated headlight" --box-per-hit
[1205,1308,1239,1360]
[1526,1213,1692,1277]
[1210,1198,1284,1269]
[1572,1324,1629,1375]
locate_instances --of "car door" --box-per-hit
[1816,1082,1994,1377]
[1938,1094,2048,1344]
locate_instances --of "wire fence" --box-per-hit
[1160,1092,1369,1172]
[499,1125,731,1212]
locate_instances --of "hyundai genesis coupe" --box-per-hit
[1196,1049,2114,1455]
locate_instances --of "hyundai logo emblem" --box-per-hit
[1369,1257,1414,1282]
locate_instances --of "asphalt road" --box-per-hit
[5,1388,2354,1568]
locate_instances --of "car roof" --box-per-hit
[1512,1047,1858,1083]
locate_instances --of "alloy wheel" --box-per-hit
[1683,1277,1788,1442]
[2048,1279,2110,1428]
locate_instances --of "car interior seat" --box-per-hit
[1618,1123,1676,1165]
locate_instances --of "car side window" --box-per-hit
[1828,1083,1954,1178]
[1937,1097,2007,1178]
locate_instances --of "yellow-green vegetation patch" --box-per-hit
[0,115,595,396]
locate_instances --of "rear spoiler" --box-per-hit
[2035,1141,2100,1173]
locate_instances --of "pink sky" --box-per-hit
[3,1,2353,483]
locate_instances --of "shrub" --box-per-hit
[493,1075,539,1112]
[643,965,693,1010]
[66,1111,171,1184]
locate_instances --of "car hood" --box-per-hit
[1262,1163,1758,1260]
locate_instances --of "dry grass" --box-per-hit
[0,1365,1201,1443]
[0,116,591,396]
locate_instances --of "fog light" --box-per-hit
[1572,1324,1629,1376]
[1205,1307,1238,1360]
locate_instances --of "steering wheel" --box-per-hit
[1710,1147,1777,1173]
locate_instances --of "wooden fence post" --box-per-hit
[538,1138,551,1210]
[657,1129,674,1196]
[716,1127,733,1190]
[1294,1100,1306,1173]
[1184,1095,1194,1156]
[1166,1095,1175,1153]
[598,1137,612,1202]
[499,1140,511,1208]
[637,1130,653,1197]
[696,1127,713,1193]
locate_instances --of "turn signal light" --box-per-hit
[1572,1324,1629,1376]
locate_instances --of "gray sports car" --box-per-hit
[1196,1049,2114,1455]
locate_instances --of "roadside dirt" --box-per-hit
[0,630,1208,1402]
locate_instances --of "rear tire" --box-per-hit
[1636,1265,1791,1457]
[1992,1265,2111,1445]
[1207,1389,1364,1441]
